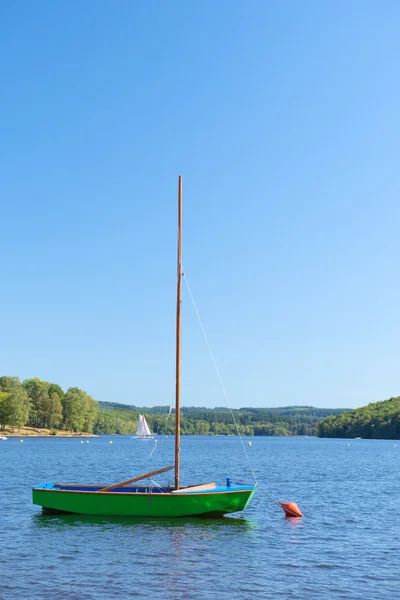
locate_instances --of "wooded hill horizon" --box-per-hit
[0,374,347,436]
[96,401,348,437]
[3,375,399,438]
[318,396,400,439]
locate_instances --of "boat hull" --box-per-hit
[32,484,256,517]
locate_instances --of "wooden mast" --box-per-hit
[175,175,182,490]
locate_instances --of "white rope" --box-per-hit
[149,478,164,491]
[149,405,173,459]
[182,268,258,487]
[149,438,158,457]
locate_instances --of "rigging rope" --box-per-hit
[182,268,258,487]
[143,268,302,516]
[149,438,158,457]
[180,277,303,516]
[149,405,173,460]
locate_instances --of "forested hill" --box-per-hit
[97,402,348,436]
[99,401,345,418]
[0,374,350,437]
[318,397,400,439]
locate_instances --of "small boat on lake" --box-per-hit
[133,414,155,440]
[32,177,257,517]
[0,435,7,440]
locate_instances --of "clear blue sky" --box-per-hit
[1,0,400,409]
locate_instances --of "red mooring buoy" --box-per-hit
[278,501,303,518]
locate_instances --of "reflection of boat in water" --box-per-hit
[32,177,257,518]
[33,511,255,528]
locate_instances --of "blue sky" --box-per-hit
[1,0,400,409]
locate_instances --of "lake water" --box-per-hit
[1,435,399,599]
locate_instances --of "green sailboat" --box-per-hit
[32,176,257,517]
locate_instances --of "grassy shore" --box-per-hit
[1,425,95,437]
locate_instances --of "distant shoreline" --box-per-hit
[2,426,96,437]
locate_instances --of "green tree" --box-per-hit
[42,392,63,430]
[0,377,30,432]
[23,378,50,427]
[63,388,85,431]
[48,383,65,403]
[194,420,210,435]
[82,393,98,433]
[0,392,11,430]
[63,387,98,432]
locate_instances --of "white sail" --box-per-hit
[136,415,152,437]
[142,417,152,436]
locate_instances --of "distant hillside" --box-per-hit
[0,374,351,438]
[96,402,349,436]
[318,396,400,439]
[98,401,347,418]
[99,401,172,414]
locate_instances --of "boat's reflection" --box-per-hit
[32,511,257,532]
[32,511,257,596]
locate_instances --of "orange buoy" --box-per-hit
[278,501,303,518]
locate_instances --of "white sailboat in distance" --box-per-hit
[134,414,155,440]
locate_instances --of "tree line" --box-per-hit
[96,402,347,436]
[0,376,97,433]
[0,374,349,436]
[318,396,400,439]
